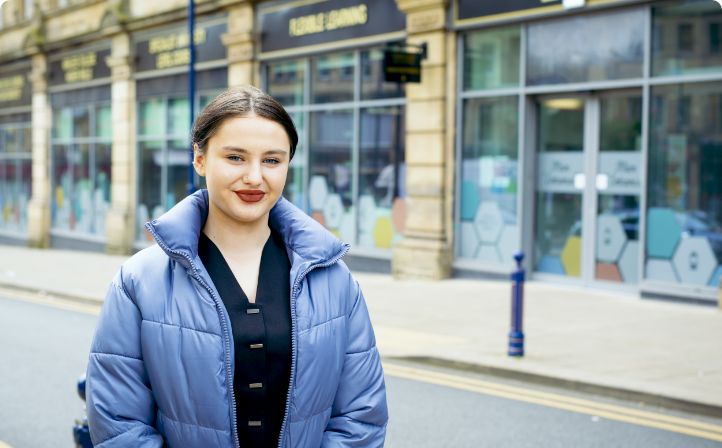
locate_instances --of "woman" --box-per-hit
[86,86,388,447]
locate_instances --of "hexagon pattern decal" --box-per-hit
[322,194,343,229]
[596,214,627,263]
[460,180,481,221]
[459,222,479,259]
[478,245,502,263]
[561,236,582,277]
[647,208,681,259]
[309,176,328,211]
[498,225,519,265]
[646,259,679,282]
[672,237,717,286]
[618,241,639,283]
[373,216,393,249]
[358,195,376,234]
[474,201,504,244]
[709,266,722,287]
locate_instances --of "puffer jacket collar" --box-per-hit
[145,189,349,272]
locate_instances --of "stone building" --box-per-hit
[1,0,721,303]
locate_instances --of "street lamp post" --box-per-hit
[187,0,196,195]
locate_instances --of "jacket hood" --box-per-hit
[145,189,349,270]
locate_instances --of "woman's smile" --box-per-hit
[235,189,266,203]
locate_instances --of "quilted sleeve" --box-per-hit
[86,267,164,447]
[322,278,388,447]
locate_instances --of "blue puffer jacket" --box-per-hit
[86,190,388,447]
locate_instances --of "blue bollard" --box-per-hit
[508,251,525,357]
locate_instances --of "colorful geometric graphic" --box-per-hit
[373,216,393,249]
[561,236,582,277]
[459,222,479,259]
[618,241,639,283]
[596,263,622,282]
[596,214,627,263]
[647,208,681,259]
[646,259,679,282]
[460,180,481,221]
[474,201,504,244]
[538,255,565,275]
[672,237,717,286]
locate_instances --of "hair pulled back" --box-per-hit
[191,85,298,159]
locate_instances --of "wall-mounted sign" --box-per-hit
[537,152,583,193]
[457,0,561,22]
[0,66,31,107]
[134,18,227,73]
[383,45,424,83]
[259,0,405,54]
[49,48,111,87]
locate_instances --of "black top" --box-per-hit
[198,229,292,447]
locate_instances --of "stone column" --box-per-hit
[105,33,136,255]
[222,1,257,88]
[392,0,452,280]
[27,52,51,248]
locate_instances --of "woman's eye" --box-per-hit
[265,158,281,165]
[227,155,242,162]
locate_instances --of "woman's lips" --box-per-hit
[235,190,265,203]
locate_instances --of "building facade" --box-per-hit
[0,0,720,303]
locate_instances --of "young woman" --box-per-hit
[86,86,388,447]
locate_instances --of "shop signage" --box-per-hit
[537,152,583,193]
[259,0,405,54]
[0,68,31,107]
[457,0,561,21]
[383,44,424,83]
[49,48,111,87]
[134,19,227,73]
[598,152,641,195]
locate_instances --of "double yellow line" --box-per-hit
[384,363,722,442]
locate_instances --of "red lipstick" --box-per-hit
[235,189,265,203]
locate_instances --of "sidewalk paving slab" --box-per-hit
[1,244,720,417]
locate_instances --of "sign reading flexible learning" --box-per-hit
[260,0,405,54]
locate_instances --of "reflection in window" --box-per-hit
[284,112,305,208]
[136,90,223,243]
[311,52,355,103]
[358,106,405,249]
[527,9,644,85]
[653,1,722,76]
[50,102,112,236]
[464,26,520,91]
[647,82,722,287]
[0,125,32,233]
[309,110,354,243]
[361,48,405,100]
[267,59,305,107]
[458,96,519,264]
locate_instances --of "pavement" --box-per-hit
[1,243,721,417]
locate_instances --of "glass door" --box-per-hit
[534,91,642,285]
[535,97,585,278]
[594,91,642,284]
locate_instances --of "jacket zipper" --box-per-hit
[276,245,350,448]
[146,224,241,448]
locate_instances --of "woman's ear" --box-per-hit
[192,143,206,177]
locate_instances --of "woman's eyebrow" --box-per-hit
[220,146,288,155]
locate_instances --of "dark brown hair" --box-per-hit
[191,85,298,159]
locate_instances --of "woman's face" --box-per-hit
[194,115,291,227]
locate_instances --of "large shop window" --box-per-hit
[50,87,111,237]
[458,26,521,266]
[136,69,226,243]
[652,1,722,76]
[0,119,31,234]
[647,82,722,288]
[265,46,406,252]
[527,9,644,85]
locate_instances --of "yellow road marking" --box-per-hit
[0,287,101,316]
[384,363,722,442]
